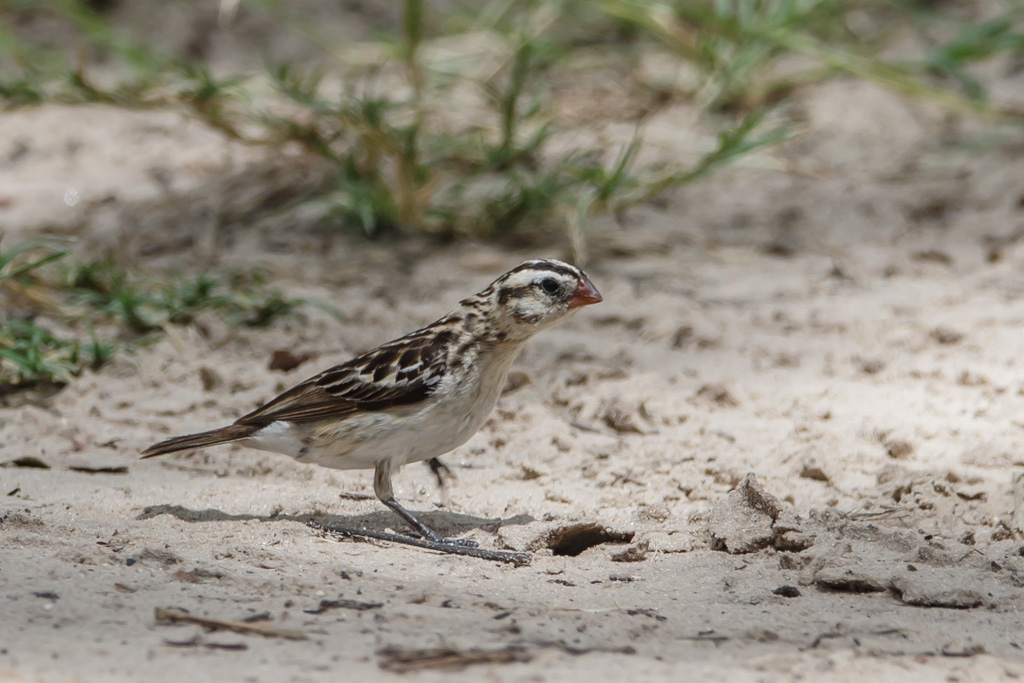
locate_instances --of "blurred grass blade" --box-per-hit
[0,235,70,286]
[631,109,794,208]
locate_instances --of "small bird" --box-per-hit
[142,259,602,552]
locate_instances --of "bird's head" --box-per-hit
[463,259,602,342]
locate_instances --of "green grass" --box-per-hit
[1,0,1022,244]
[0,319,114,386]
[0,235,307,389]
[61,259,303,332]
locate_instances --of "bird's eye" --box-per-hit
[539,278,560,295]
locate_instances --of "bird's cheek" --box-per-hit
[511,302,545,325]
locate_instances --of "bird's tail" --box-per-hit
[140,424,257,459]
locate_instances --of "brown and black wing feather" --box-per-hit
[141,323,452,458]
[236,329,449,425]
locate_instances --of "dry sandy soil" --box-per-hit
[5,5,1024,682]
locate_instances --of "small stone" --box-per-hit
[885,439,914,460]
[268,350,312,372]
[855,357,886,374]
[929,326,963,345]
[198,366,223,392]
[694,384,739,407]
[799,461,830,483]
[611,541,650,563]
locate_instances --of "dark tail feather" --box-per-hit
[141,424,257,459]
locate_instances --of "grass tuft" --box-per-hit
[1,0,1022,244]
[0,235,308,390]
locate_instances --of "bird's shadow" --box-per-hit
[137,504,533,538]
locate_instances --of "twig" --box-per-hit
[569,420,604,434]
[309,521,531,566]
[69,465,128,474]
[163,634,248,651]
[154,607,306,640]
[304,599,383,614]
[804,631,844,650]
[679,633,730,645]
[338,491,374,501]
[378,645,531,672]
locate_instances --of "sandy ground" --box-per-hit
[5,6,1024,681]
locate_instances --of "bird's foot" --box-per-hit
[419,530,478,548]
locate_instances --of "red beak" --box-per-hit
[568,274,603,308]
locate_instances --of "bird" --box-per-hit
[142,259,602,551]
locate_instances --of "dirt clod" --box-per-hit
[891,574,986,609]
[814,568,887,593]
[707,474,790,554]
[268,350,313,373]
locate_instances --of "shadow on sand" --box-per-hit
[137,504,534,539]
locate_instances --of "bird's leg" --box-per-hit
[425,457,452,490]
[374,459,477,548]
[311,459,532,565]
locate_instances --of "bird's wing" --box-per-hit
[236,330,451,426]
